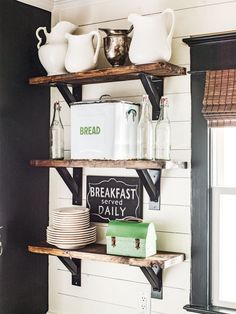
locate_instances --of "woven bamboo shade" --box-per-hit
[202,69,236,127]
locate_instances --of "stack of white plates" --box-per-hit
[46,207,96,249]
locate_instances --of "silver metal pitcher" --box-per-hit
[99,26,133,67]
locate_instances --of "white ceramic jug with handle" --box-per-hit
[65,31,101,73]
[36,21,78,48]
[128,8,175,64]
[35,21,77,76]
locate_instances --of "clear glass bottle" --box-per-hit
[49,101,64,159]
[137,94,153,160]
[155,96,171,160]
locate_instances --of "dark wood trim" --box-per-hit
[184,31,236,313]
[190,72,210,306]
[184,32,236,73]
[183,31,236,46]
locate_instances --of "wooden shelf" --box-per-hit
[29,62,186,86]
[28,62,187,299]
[30,159,188,206]
[30,159,188,170]
[28,243,185,269]
[28,242,185,297]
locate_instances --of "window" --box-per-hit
[211,127,236,309]
[183,31,236,314]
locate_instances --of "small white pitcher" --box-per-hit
[65,31,101,73]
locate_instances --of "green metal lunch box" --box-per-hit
[106,220,157,258]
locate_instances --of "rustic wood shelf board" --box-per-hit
[30,159,188,170]
[30,159,187,207]
[28,243,185,269]
[29,62,186,86]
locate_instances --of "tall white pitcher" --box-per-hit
[65,31,101,72]
[36,21,78,48]
[36,21,77,75]
[128,9,175,64]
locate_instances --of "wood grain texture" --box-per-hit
[29,62,186,86]
[28,243,185,269]
[30,159,188,169]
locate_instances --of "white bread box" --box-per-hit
[70,97,139,160]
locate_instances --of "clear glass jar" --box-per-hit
[137,95,153,160]
[155,96,171,160]
[49,101,64,159]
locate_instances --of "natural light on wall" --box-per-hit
[211,127,236,309]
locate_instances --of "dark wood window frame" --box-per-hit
[183,32,236,314]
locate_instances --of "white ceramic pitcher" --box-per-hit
[36,21,77,76]
[36,21,78,48]
[128,9,175,64]
[65,31,101,73]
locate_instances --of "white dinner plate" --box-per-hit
[47,234,96,240]
[46,236,96,243]
[47,238,96,245]
[47,225,95,232]
[47,240,95,249]
[52,207,90,215]
[47,231,96,238]
[52,221,90,226]
[52,214,89,218]
[52,222,90,229]
[52,214,89,219]
[47,225,95,233]
[52,220,90,224]
[52,226,90,231]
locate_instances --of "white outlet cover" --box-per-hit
[137,291,151,314]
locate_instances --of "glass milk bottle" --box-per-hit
[49,101,64,159]
[155,96,171,160]
[137,95,153,159]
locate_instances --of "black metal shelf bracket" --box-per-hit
[138,73,164,120]
[56,167,82,205]
[56,75,163,118]
[56,85,82,106]
[58,256,81,286]
[140,265,163,299]
[136,169,161,210]
[57,257,163,296]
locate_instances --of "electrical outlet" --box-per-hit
[137,292,151,314]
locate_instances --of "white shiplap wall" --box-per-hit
[47,1,236,314]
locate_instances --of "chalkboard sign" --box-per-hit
[86,176,143,223]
